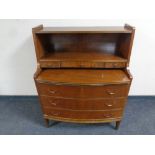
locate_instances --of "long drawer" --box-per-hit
[40,96,126,110]
[36,83,130,98]
[43,107,123,120]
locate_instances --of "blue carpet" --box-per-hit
[0,96,155,135]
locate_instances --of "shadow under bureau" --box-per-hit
[32,24,135,129]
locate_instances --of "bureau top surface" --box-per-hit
[36,69,130,85]
[35,26,132,34]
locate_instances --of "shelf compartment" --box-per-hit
[33,24,135,69]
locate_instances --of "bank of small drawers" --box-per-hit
[36,82,129,121]
[40,61,126,68]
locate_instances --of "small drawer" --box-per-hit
[104,62,126,68]
[40,61,60,68]
[91,62,105,68]
[40,96,127,110]
[43,108,123,120]
[36,82,130,98]
[61,61,82,68]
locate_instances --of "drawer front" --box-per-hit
[43,108,123,120]
[40,96,126,110]
[40,61,60,68]
[36,83,130,98]
[40,61,126,68]
[104,62,126,68]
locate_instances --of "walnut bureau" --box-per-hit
[32,24,135,129]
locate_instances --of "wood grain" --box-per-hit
[43,107,123,120]
[32,24,135,129]
[36,82,130,98]
[40,96,127,110]
[36,69,130,85]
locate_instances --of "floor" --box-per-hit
[0,96,154,135]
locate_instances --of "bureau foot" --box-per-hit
[44,119,49,127]
[115,121,121,130]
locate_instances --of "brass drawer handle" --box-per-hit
[105,103,113,107]
[51,112,59,116]
[50,102,57,106]
[103,114,112,118]
[49,90,56,94]
[107,91,115,95]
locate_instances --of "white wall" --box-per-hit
[0,19,155,95]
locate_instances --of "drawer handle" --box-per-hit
[49,90,56,94]
[103,114,112,118]
[105,104,113,107]
[113,63,118,67]
[50,102,57,106]
[51,112,59,116]
[107,91,115,95]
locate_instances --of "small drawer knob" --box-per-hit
[113,63,118,67]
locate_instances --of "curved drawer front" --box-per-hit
[36,83,130,98]
[40,96,126,110]
[43,108,123,120]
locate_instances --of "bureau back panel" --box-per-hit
[49,34,117,53]
[37,33,127,54]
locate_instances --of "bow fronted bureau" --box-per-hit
[32,24,135,129]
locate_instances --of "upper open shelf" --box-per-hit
[32,24,135,69]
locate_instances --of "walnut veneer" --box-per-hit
[32,24,135,129]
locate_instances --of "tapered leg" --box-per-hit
[45,119,49,127]
[115,121,121,130]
